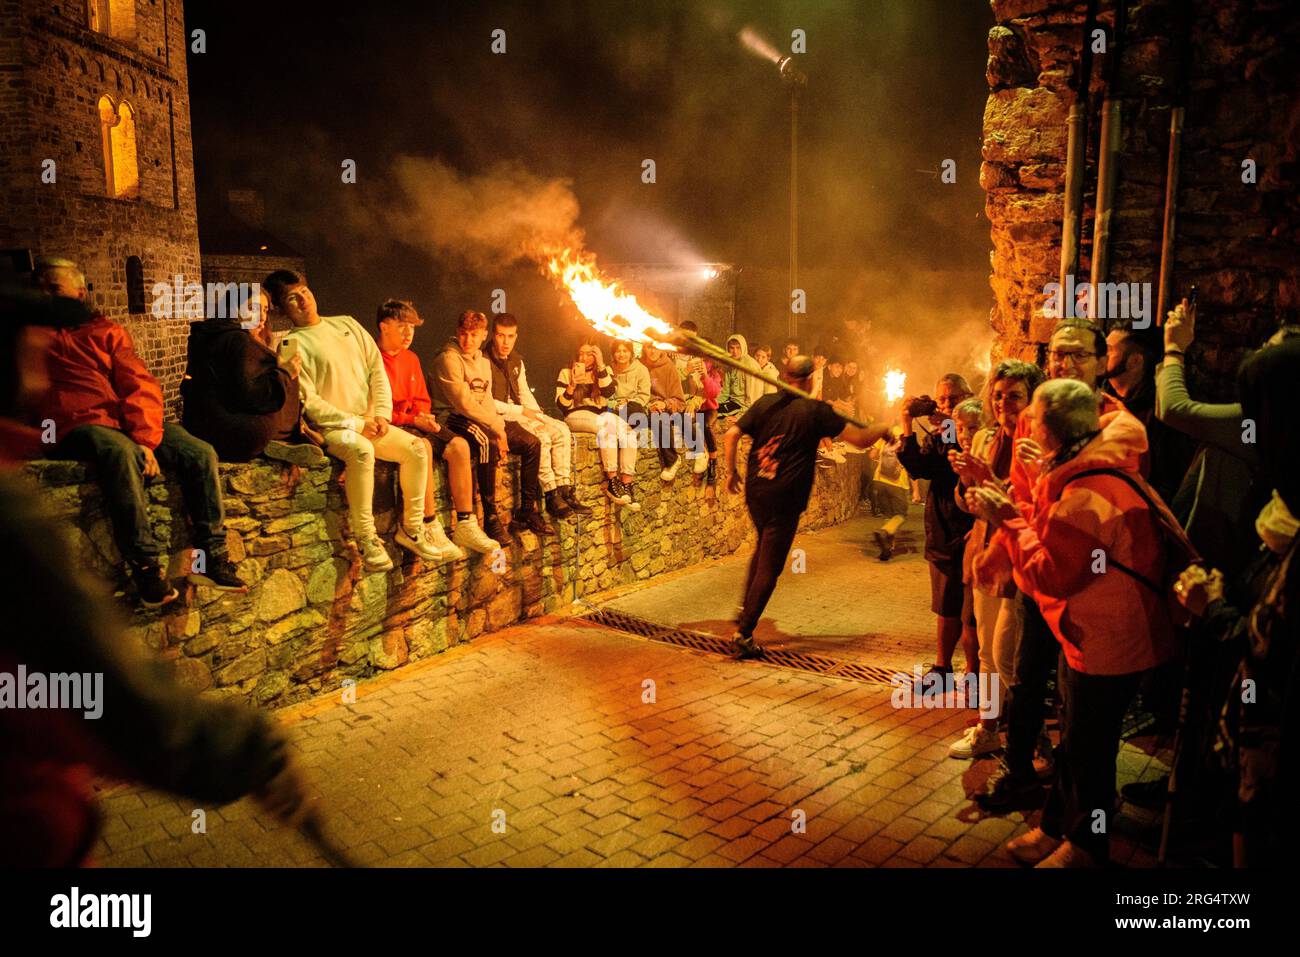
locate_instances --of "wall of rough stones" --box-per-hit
[982,0,1300,400]
[26,432,867,709]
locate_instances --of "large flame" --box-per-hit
[884,368,907,403]
[544,248,678,351]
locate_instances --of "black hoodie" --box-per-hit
[181,319,300,461]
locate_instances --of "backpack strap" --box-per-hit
[1059,467,1196,596]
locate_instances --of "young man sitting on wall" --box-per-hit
[373,298,495,557]
[266,270,445,572]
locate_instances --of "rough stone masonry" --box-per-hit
[982,0,1300,401]
[26,432,867,710]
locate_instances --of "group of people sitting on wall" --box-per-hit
[17,259,852,605]
[883,306,1299,868]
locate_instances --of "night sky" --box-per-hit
[185,0,995,387]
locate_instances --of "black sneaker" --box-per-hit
[188,558,248,592]
[731,632,762,660]
[619,479,641,512]
[510,507,553,538]
[561,485,593,517]
[605,478,631,505]
[976,763,1046,812]
[1120,776,1170,810]
[874,529,894,561]
[544,488,574,519]
[131,561,179,608]
[483,511,513,547]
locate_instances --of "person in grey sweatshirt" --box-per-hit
[429,310,513,548]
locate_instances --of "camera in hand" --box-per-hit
[906,395,939,418]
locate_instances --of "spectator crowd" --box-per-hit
[2,255,1297,870]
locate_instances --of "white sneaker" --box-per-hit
[947,724,1001,760]
[691,452,709,475]
[359,536,394,572]
[423,519,465,562]
[451,514,499,555]
[660,459,681,482]
[396,525,443,563]
[1005,827,1061,866]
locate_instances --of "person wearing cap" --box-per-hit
[723,356,889,659]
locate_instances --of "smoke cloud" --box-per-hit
[348,157,586,274]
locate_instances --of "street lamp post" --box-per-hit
[778,56,806,342]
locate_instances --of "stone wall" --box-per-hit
[26,432,867,709]
[982,0,1300,400]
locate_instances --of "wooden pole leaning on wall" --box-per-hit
[1156,1,1196,328]
[1060,0,1101,293]
[1155,105,1185,328]
[1089,0,1129,301]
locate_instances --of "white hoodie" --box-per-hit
[285,314,391,433]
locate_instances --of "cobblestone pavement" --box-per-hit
[93,512,1172,868]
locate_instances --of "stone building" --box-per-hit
[982,0,1300,400]
[199,188,307,340]
[0,0,199,410]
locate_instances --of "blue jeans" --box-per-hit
[53,422,226,566]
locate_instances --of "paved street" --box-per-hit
[92,510,1171,868]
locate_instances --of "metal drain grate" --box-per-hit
[578,608,904,689]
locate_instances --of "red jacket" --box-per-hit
[982,409,1176,675]
[381,348,431,427]
[43,315,164,449]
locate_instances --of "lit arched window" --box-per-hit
[98,95,139,200]
[87,0,136,42]
[126,256,145,314]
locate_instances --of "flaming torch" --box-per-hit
[542,247,870,427]
[884,368,907,404]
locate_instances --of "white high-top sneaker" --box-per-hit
[691,452,709,474]
[452,514,499,555]
[359,536,394,572]
[423,518,465,562]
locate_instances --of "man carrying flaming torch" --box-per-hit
[723,356,890,660]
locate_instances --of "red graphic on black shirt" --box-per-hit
[755,434,785,479]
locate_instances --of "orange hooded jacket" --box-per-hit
[43,314,164,449]
[981,409,1176,675]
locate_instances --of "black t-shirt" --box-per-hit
[738,394,846,511]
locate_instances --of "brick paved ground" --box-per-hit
[92,511,1173,868]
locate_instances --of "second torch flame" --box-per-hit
[884,369,907,404]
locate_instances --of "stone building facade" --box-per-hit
[0,0,199,410]
[199,188,308,340]
[982,0,1300,399]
